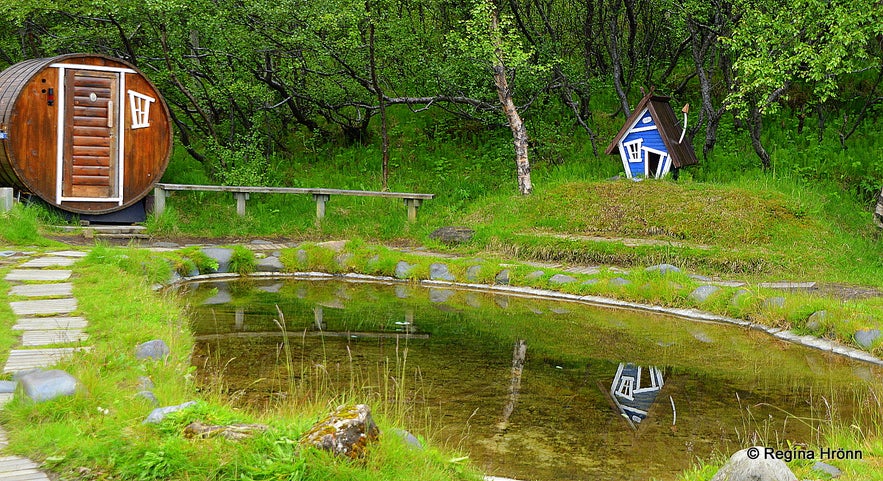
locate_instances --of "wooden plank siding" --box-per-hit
[0,54,172,214]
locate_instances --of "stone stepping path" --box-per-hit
[0,252,91,481]
[12,317,88,331]
[8,283,73,298]
[0,455,50,481]
[4,270,70,282]
[46,251,87,258]
[9,299,77,316]
[21,330,88,347]
[3,348,83,374]
[18,257,75,268]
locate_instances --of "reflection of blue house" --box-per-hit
[610,363,664,426]
[605,93,698,179]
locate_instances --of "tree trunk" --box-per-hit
[748,105,771,169]
[607,0,631,117]
[491,8,532,196]
[368,21,390,191]
[875,187,883,229]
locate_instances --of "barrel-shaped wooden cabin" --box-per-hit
[0,54,172,215]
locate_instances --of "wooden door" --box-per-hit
[62,69,119,199]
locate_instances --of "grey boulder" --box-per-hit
[135,340,170,361]
[710,447,797,481]
[19,369,78,402]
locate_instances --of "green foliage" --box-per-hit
[229,245,257,274]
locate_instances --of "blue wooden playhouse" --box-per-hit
[605,93,698,179]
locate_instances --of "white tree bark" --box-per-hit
[491,8,532,196]
[875,187,883,228]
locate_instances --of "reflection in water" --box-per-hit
[184,279,882,481]
[609,363,669,430]
[499,339,527,430]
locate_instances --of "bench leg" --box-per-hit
[313,194,331,222]
[234,193,249,216]
[153,187,167,216]
[404,198,422,222]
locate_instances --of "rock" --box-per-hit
[251,239,273,245]
[0,380,17,393]
[257,282,283,293]
[495,269,511,286]
[19,369,78,402]
[143,401,198,424]
[137,376,155,390]
[135,340,170,361]
[183,421,269,440]
[429,263,455,281]
[296,249,308,265]
[394,285,410,298]
[494,295,510,309]
[812,461,841,478]
[300,404,380,459]
[153,241,179,249]
[551,308,569,314]
[763,297,786,309]
[692,331,714,343]
[256,256,284,272]
[609,277,630,287]
[646,264,681,275]
[466,265,481,282]
[390,428,423,450]
[549,274,576,284]
[854,329,881,349]
[395,261,414,279]
[582,279,599,286]
[317,240,347,252]
[168,271,182,284]
[12,369,43,381]
[200,247,233,273]
[203,286,232,305]
[464,293,482,308]
[806,310,828,331]
[710,447,797,481]
[136,391,159,406]
[690,274,712,282]
[525,270,545,281]
[428,226,475,245]
[335,253,353,269]
[429,288,455,303]
[730,288,750,307]
[690,285,720,303]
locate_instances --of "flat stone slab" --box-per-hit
[0,456,50,480]
[758,281,816,289]
[10,298,77,316]
[47,250,88,258]
[12,317,88,331]
[4,270,71,282]
[18,257,76,268]
[564,266,601,275]
[3,348,86,373]
[9,283,73,297]
[22,330,88,347]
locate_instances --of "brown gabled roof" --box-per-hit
[604,93,699,168]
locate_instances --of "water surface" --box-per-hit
[183,279,880,481]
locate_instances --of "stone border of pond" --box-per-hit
[166,270,883,367]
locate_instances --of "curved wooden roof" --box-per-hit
[605,93,699,168]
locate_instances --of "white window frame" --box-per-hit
[624,139,643,163]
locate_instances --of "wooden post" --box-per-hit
[233,192,249,216]
[313,194,330,221]
[404,198,422,222]
[0,187,13,213]
[153,186,166,216]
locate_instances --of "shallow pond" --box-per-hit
[183,279,881,481]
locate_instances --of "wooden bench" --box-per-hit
[152,183,434,222]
